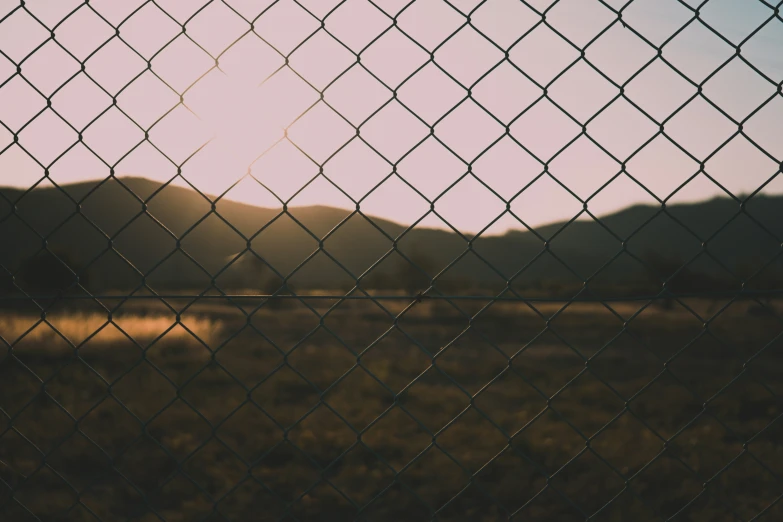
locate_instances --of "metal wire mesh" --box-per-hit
[1,0,783,520]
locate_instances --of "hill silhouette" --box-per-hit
[1,177,781,296]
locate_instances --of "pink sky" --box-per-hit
[0,0,781,234]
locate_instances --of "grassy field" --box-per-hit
[0,295,782,521]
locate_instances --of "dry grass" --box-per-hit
[0,312,224,350]
[0,299,781,521]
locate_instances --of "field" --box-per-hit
[0,295,782,521]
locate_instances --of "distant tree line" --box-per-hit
[3,246,781,302]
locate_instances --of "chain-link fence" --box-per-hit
[1,0,783,520]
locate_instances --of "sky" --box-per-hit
[0,0,781,234]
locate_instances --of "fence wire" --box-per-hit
[1,0,783,520]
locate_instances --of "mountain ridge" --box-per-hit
[1,176,782,294]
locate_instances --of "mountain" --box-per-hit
[1,177,782,296]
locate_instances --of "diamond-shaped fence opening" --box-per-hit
[1,0,783,520]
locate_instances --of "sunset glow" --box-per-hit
[0,0,781,233]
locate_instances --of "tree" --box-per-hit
[17,249,87,295]
[241,254,273,291]
[220,253,270,291]
[222,253,293,308]
[640,250,736,309]
[395,250,435,295]
[736,256,783,291]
